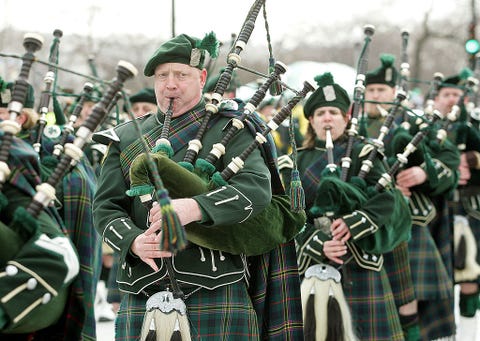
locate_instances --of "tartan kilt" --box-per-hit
[107,256,123,304]
[408,224,453,300]
[429,197,454,280]
[341,262,404,341]
[382,241,416,307]
[418,298,455,340]
[115,281,259,340]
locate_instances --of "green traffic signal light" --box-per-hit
[465,39,480,54]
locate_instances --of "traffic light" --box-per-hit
[465,38,480,54]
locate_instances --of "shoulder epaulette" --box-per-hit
[92,128,120,145]
[92,113,154,145]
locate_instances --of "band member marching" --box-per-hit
[280,72,409,340]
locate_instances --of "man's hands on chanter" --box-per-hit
[130,199,202,271]
[323,218,351,265]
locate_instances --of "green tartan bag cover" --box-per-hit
[127,152,306,256]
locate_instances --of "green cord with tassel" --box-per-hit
[288,112,305,212]
[123,91,186,253]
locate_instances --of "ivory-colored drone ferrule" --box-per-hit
[34,183,56,206]
[227,157,245,174]
[211,143,226,158]
[227,53,241,66]
[188,139,202,153]
[64,143,84,162]
[231,118,244,130]
[255,132,267,144]
[206,102,219,114]
[0,161,11,183]
[0,120,21,135]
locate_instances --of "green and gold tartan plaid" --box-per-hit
[342,262,404,341]
[115,281,259,340]
[383,241,416,307]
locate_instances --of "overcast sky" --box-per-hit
[1,0,457,46]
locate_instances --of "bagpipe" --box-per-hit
[0,32,77,334]
[0,28,137,333]
[298,25,409,341]
[340,25,374,182]
[107,2,310,339]
[445,70,480,283]
[374,70,464,229]
[27,60,137,217]
[33,29,64,156]
[124,0,308,260]
[309,26,411,257]
[399,29,413,130]
[0,33,44,193]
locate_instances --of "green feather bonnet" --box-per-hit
[144,32,219,77]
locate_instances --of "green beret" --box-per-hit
[144,32,219,77]
[203,68,240,94]
[130,88,156,104]
[0,82,34,109]
[439,67,473,90]
[366,54,398,87]
[303,72,351,118]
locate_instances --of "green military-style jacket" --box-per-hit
[93,101,272,294]
[280,136,407,273]
[0,136,79,334]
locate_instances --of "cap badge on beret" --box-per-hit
[385,68,393,82]
[303,72,351,118]
[365,53,398,87]
[323,85,336,101]
[190,48,202,67]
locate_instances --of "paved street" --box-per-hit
[97,319,114,340]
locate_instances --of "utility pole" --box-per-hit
[171,0,176,38]
[466,0,479,69]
